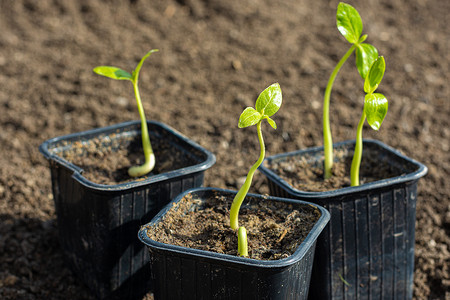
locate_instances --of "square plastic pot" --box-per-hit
[259,139,427,300]
[39,120,216,299]
[138,187,330,300]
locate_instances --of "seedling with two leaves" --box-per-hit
[93,49,158,178]
[230,83,282,256]
[350,56,388,186]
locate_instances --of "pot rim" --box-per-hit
[138,187,330,269]
[259,139,428,199]
[39,120,216,191]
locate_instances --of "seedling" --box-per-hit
[350,56,388,186]
[229,83,282,257]
[93,49,159,177]
[323,2,379,179]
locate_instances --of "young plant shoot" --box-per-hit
[93,49,159,178]
[323,2,379,179]
[229,83,282,257]
[350,56,388,186]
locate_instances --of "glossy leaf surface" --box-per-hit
[364,56,385,94]
[364,93,388,130]
[355,43,378,79]
[238,107,262,128]
[93,66,132,80]
[336,2,362,44]
[255,83,282,117]
[265,116,277,129]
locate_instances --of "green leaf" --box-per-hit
[238,107,262,128]
[355,43,378,79]
[358,34,368,44]
[336,2,363,44]
[255,83,282,117]
[364,93,388,130]
[93,66,132,80]
[264,116,277,129]
[364,56,385,94]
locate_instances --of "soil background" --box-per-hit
[0,0,448,299]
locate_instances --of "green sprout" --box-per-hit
[229,83,282,257]
[93,49,159,178]
[323,2,379,179]
[350,56,388,186]
[237,227,248,257]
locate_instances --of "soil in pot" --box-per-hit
[57,132,196,185]
[266,146,408,192]
[147,192,321,260]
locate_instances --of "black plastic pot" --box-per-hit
[39,120,215,300]
[259,139,427,299]
[138,187,330,300]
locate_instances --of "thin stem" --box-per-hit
[230,121,265,230]
[128,80,155,177]
[237,226,248,257]
[323,44,357,179]
[350,111,366,186]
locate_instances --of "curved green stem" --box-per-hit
[237,226,248,257]
[323,45,357,179]
[350,111,366,186]
[230,121,265,230]
[128,79,155,177]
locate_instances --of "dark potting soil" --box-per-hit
[59,132,193,185]
[148,193,321,260]
[2,0,448,299]
[267,147,406,192]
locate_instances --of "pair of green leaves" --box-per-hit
[93,49,159,82]
[337,2,378,79]
[364,56,388,130]
[337,3,387,130]
[238,83,282,129]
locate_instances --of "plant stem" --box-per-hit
[128,80,155,177]
[350,111,366,186]
[230,121,265,230]
[323,44,357,179]
[237,226,248,257]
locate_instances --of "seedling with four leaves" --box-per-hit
[323,2,380,180]
[93,49,159,178]
[229,83,282,256]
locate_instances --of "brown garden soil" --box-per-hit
[0,0,448,299]
[148,192,321,261]
[57,125,197,184]
[266,144,408,192]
